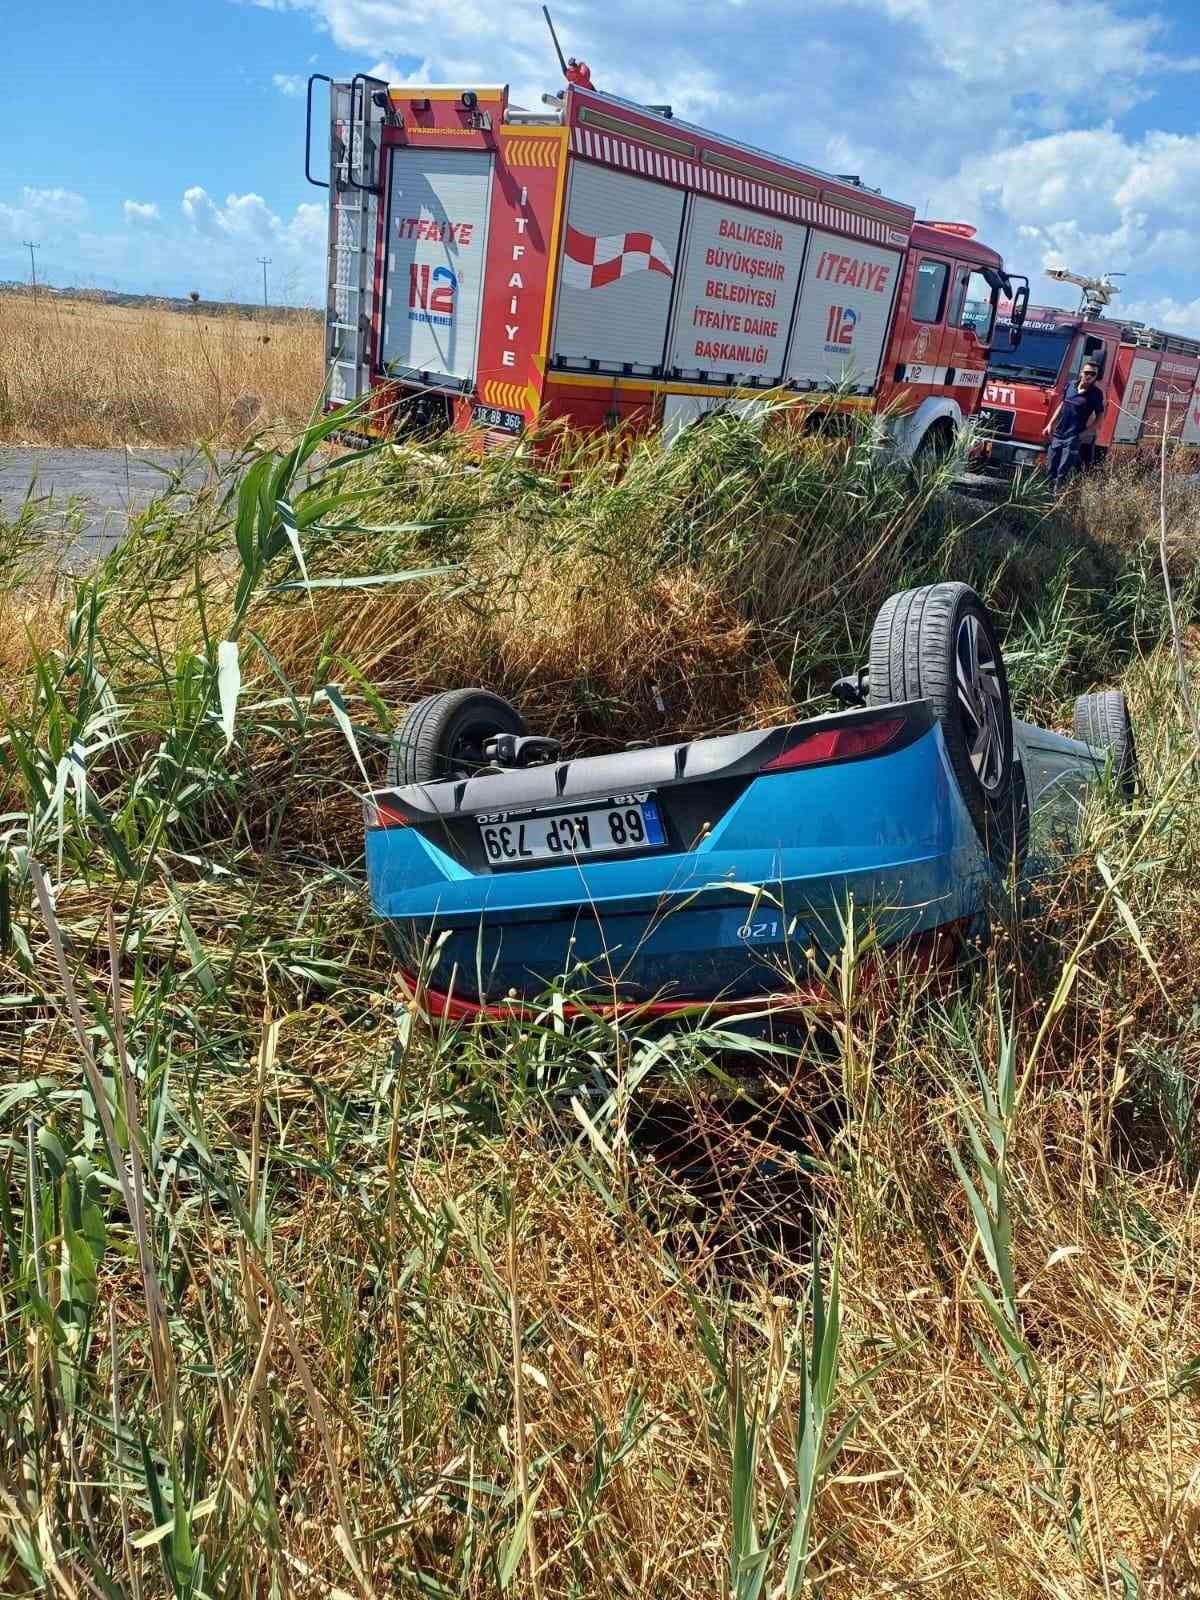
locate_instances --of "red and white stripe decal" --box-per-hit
[900,365,987,388]
[569,126,909,248]
[561,223,675,288]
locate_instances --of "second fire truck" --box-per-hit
[979,271,1200,475]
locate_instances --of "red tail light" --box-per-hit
[763,716,905,772]
[365,795,409,829]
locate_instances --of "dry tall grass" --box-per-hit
[0,290,323,445]
[3,415,1200,1597]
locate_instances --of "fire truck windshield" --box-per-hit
[988,326,1071,385]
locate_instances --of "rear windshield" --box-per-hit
[988,326,1070,385]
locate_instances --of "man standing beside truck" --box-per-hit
[1042,361,1104,486]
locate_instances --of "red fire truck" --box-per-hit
[980,293,1200,475]
[305,73,1027,453]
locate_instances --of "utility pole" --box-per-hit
[22,240,40,300]
[257,255,272,311]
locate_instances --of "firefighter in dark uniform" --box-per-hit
[1043,360,1104,486]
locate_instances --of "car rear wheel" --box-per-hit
[1074,690,1137,797]
[387,689,527,786]
[868,582,1025,867]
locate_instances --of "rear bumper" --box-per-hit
[399,919,970,1022]
[366,720,994,1004]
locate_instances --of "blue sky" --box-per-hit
[4,0,1200,332]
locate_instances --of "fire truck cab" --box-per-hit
[306,74,1025,454]
[980,304,1200,474]
[883,222,1020,460]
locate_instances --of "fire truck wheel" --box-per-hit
[913,419,955,465]
[868,582,1023,867]
[1074,690,1137,797]
[387,689,528,786]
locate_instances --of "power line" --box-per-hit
[257,255,272,310]
[22,240,40,300]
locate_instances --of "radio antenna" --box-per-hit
[542,6,569,78]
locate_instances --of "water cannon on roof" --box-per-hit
[543,5,594,89]
[1045,268,1123,318]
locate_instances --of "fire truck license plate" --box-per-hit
[473,404,524,434]
[478,799,666,866]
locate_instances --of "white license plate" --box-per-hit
[479,797,666,866]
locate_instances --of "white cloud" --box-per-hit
[2,176,324,302]
[181,184,221,233]
[928,125,1200,309]
[272,72,305,96]
[1121,295,1200,336]
[0,185,90,240]
[215,191,282,240]
[165,185,325,297]
[365,58,405,83]
[181,186,281,243]
[178,186,322,258]
[857,0,1198,123]
[123,200,161,225]
[24,186,89,224]
[283,201,326,250]
[268,0,1197,144]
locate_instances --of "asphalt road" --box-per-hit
[0,446,227,560]
[4,446,1192,564]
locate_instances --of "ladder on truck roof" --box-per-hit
[1119,321,1200,358]
[307,75,388,408]
[1161,330,1200,359]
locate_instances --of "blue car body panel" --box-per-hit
[363,711,1045,1004]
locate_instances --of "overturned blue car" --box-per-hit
[364,582,1136,1018]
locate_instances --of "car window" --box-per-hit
[913,258,950,324]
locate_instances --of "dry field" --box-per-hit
[0,290,324,446]
[3,413,1200,1597]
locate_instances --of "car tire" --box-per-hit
[387,689,528,786]
[868,582,1024,867]
[1074,690,1137,797]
